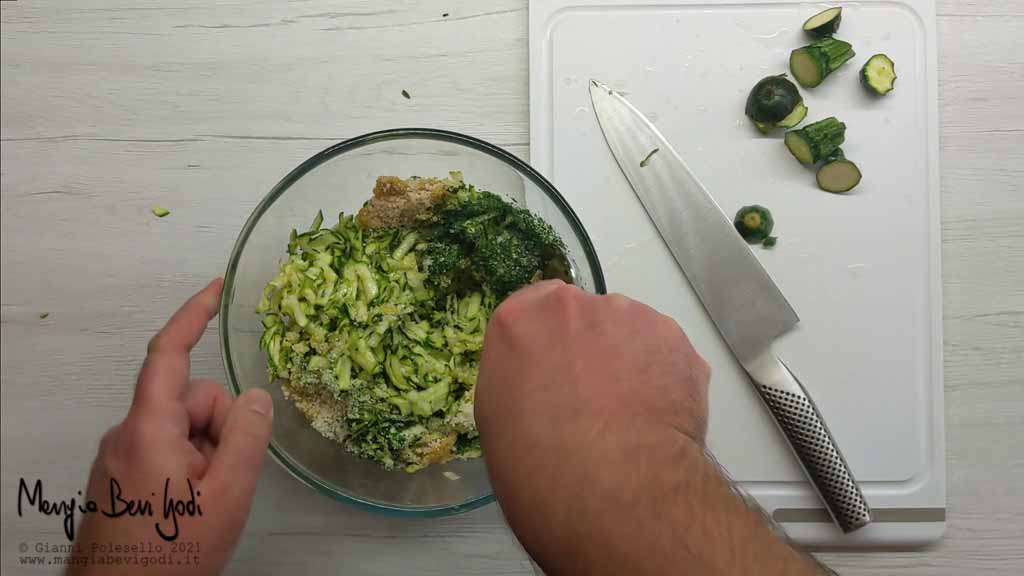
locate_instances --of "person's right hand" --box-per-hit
[475,281,823,576]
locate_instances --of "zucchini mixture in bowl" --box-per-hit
[254,172,570,472]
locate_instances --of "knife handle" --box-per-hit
[750,357,872,533]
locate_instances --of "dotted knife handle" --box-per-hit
[754,363,872,533]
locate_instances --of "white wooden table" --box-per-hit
[1,1,1021,574]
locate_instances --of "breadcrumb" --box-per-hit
[283,381,348,443]
[356,176,449,229]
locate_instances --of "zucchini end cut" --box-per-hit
[816,159,862,193]
[861,54,897,95]
[777,101,808,128]
[753,101,806,134]
[789,48,825,88]
[784,131,815,164]
[803,7,842,37]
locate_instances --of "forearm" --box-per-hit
[669,440,824,575]
[509,433,824,576]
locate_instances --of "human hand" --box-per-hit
[476,281,822,576]
[69,279,273,576]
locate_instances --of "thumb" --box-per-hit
[203,388,273,511]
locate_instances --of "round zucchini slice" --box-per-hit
[816,159,862,193]
[861,54,897,95]
[803,7,842,37]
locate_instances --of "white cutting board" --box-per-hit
[529,0,944,546]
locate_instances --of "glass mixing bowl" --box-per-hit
[220,128,606,516]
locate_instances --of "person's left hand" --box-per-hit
[70,278,273,576]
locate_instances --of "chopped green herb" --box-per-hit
[39,312,50,319]
[401,89,411,99]
[762,236,778,248]
[151,206,171,218]
[640,148,660,168]
[421,181,569,298]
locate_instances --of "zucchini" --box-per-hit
[734,205,774,244]
[802,7,842,37]
[745,75,804,124]
[861,54,897,95]
[816,159,862,193]
[789,37,855,88]
[151,205,170,218]
[825,147,845,162]
[784,117,846,164]
[777,101,808,128]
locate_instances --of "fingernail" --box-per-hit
[243,389,273,418]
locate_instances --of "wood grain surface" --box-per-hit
[2,1,1021,574]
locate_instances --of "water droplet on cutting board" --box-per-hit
[624,236,659,252]
[606,236,660,270]
[752,28,790,40]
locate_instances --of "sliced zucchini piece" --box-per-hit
[861,54,897,95]
[151,205,171,218]
[790,37,855,88]
[816,159,862,193]
[784,117,846,164]
[734,205,774,244]
[745,75,804,124]
[803,7,842,37]
[753,120,775,134]
[824,147,846,162]
[777,101,808,128]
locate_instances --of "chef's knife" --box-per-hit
[589,79,871,533]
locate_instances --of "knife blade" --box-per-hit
[589,79,871,533]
